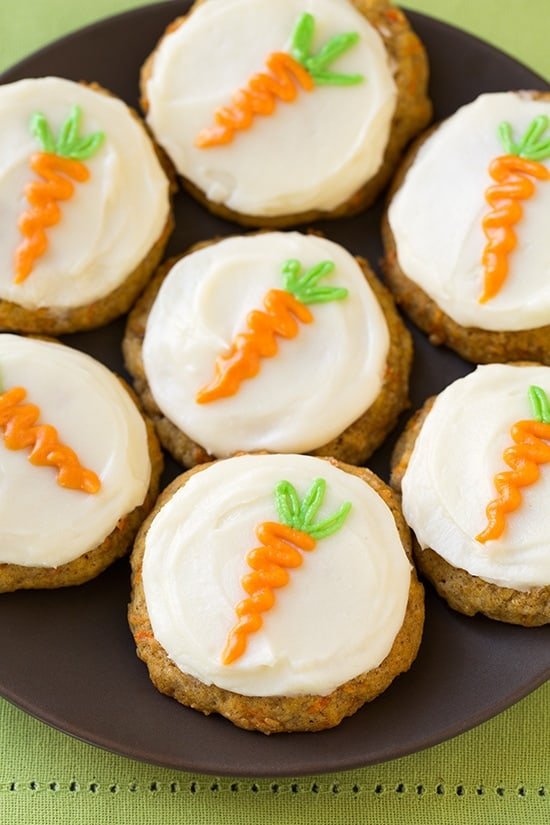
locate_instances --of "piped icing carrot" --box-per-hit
[195,258,348,404]
[479,115,550,303]
[14,105,105,284]
[476,385,550,543]
[0,381,101,494]
[222,478,351,665]
[195,12,364,148]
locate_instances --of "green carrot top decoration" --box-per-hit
[281,258,349,304]
[274,477,352,538]
[31,105,105,160]
[196,12,364,148]
[497,115,550,161]
[289,12,364,86]
[528,384,550,423]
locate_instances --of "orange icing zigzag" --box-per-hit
[196,288,313,403]
[196,52,314,148]
[222,521,316,665]
[0,386,101,493]
[15,153,90,284]
[480,155,550,303]
[476,419,550,543]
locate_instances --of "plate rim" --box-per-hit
[0,0,549,777]
[1,1,549,87]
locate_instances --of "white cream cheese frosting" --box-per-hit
[145,0,397,216]
[142,453,412,697]
[142,231,390,456]
[0,77,170,310]
[0,335,151,567]
[401,364,550,590]
[388,92,550,332]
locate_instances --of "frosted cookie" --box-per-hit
[391,364,550,626]
[123,231,412,467]
[129,453,424,733]
[0,334,163,592]
[0,77,173,335]
[383,91,550,364]
[140,0,431,227]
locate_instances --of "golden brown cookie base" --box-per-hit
[128,457,424,734]
[140,0,432,227]
[390,393,550,626]
[0,380,164,593]
[382,91,550,365]
[0,83,175,336]
[122,235,413,468]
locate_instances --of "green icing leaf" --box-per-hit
[71,132,105,160]
[497,121,516,154]
[57,105,80,154]
[311,71,364,86]
[298,286,349,304]
[290,12,315,64]
[305,32,360,73]
[308,501,352,540]
[275,480,301,527]
[519,115,548,153]
[527,139,550,161]
[31,113,56,153]
[528,385,550,424]
[281,259,302,293]
[300,260,335,288]
[298,478,326,528]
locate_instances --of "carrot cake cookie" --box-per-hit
[0,334,162,591]
[392,363,550,625]
[141,0,430,226]
[129,453,424,733]
[0,76,173,334]
[384,91,550,364]
[123,231,412,467]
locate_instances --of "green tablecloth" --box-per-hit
[0,2,548,823]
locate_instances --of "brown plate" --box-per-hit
[0,1,548,777]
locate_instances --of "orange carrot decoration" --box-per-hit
[476,386,550,543]
[196,12,364,148]
[480,115,550,303]
[222,478,351,665]
[14,106,105,284]
[0,382,101,494]
[195,258,348,404]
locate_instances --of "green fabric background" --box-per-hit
[0,1,549,823]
